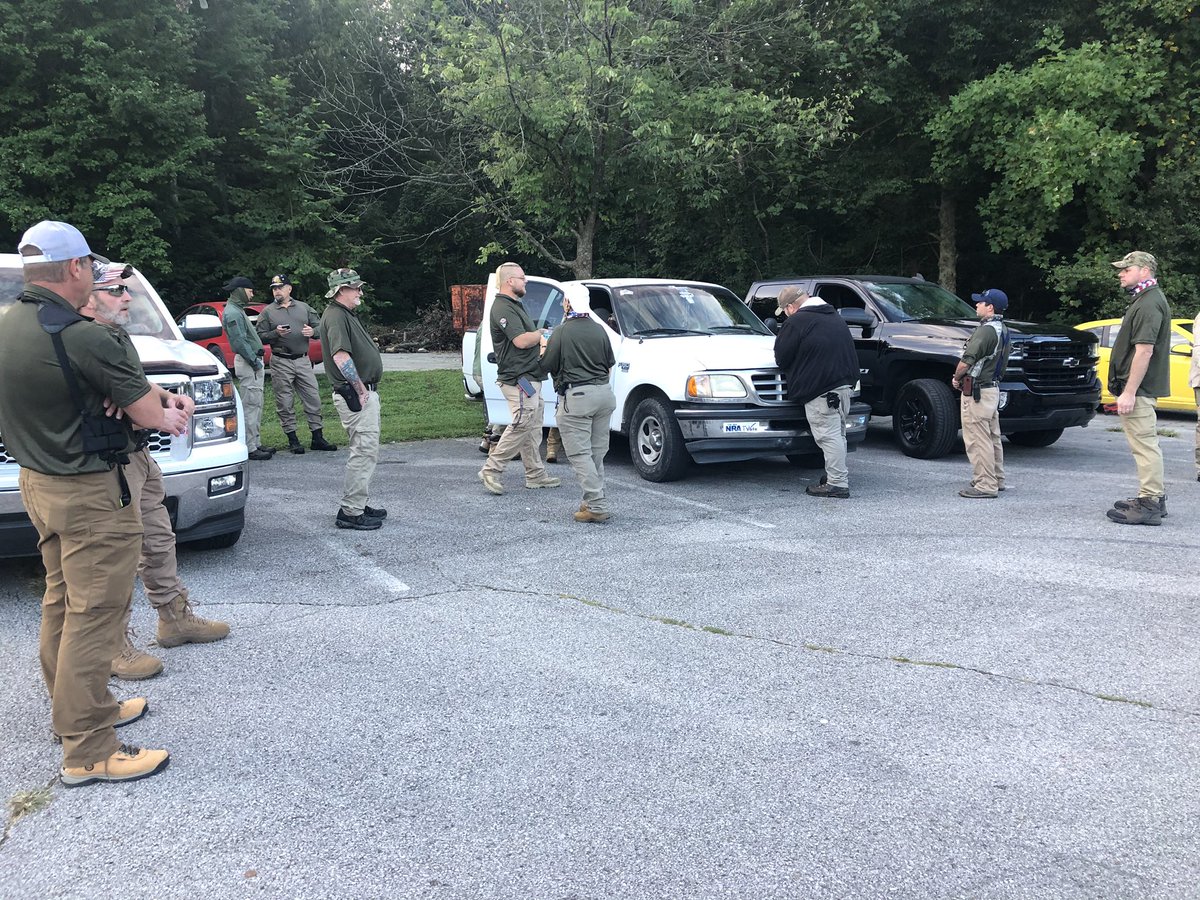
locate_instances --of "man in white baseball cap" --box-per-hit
[18,220,110,272]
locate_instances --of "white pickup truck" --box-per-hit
[0,254,249,558]
[463,274,870,481]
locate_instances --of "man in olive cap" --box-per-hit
[1106,251,1172,526]
[319,268,388,530]
[222,276,273,461]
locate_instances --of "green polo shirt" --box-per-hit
[257,298,321,357]
[1111,285,1171,397]
[490,293,541,384]
[0,286,147,475]
[320,300,383,386]
[541,315,615,394]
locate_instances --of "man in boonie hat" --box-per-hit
[1106,250,1172,526]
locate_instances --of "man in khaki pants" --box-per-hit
[83,264,231,681]
[0,221,188,786]
[1106,251,1172,526]
[953,288,1011,499]
[320,268,388,530]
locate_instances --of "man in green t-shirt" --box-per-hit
[320,267,388,530]
[477,262,560,495]
[1106,250,1173,526]
[953,288,1010,499]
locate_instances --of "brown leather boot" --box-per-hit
[156,593,230,648]
[111,630,164,680]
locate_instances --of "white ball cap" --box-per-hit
[563,282,591,315]
[18,220,108,265]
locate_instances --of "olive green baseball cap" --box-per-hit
[1110,251,1157,272]
[325,267,366,298]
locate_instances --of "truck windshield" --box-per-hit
[863,281,977,321]
[0,267,176,341]
[615,283,771,336]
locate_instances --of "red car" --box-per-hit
[176,301,323,368]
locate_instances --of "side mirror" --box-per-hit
[1170,342,1193,356]
[839,308,875,335]
[179,313,222,342]
[486,352,497,364]
[764,316,781,334]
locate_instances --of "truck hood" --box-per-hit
[626,333,780,371]
[131,335,224,377]
[904,318,1098,341]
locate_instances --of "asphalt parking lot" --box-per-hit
[1,412,1198,899]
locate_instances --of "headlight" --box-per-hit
[686,374,747,399]
[194,377,233,405]
[998,391,1009,410]
[193,413,238,443]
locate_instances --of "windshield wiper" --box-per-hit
[632,328,711,336]
[707,324,757,332]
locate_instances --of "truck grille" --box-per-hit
[749,371,789,403]
[1017,340,1096,391]
[0,437,14,465]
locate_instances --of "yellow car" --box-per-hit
[1075,318,1196,412]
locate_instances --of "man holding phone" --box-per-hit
[477,262,560,495]
[256,274,337,454]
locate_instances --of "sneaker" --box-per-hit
[335,509,383,530]
[111,631,163,680]
[525,475,562,489]
[364,505,387,519]
[1106,497,1163,526]
[157,596,231,648]
[1113,495,1167,517]
[574,508,610,523]
[248,448,274,461]
[478,470,504,495]
[806,482,850,499]
[60,743,169,787]
[52,698,149,743]
[959,487,998,499]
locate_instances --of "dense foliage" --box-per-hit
[1,0,1197,322]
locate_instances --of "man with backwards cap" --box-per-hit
[82,264,231,681]
[222,275,274,461]
[953,288,1011,499]
[541,283,616,523]
[1106,250,1173,526]
[0,221,188,786]
[256,273,337,454]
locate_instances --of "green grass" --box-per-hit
[258,370,485,447]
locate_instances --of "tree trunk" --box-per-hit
[572,209,597,279]
[937,187,957,293]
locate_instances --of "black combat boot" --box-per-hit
[311,428,338,451]
[286,431,306,454]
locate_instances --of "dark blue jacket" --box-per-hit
[773,303,858,404]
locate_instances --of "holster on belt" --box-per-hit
[959,374,974,397]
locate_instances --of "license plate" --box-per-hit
[723,422,765,433]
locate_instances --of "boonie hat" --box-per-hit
[325,268,366,298]
[270,274,291,287]
[1110,250,1158,273]
[970,288,1008,312]
[18,220,109,266]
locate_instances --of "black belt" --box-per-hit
[275,351,305,360]
[975,382,997,388]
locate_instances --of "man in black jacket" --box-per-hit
[773,287,859,498]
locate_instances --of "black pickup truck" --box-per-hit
[745,276,1101,458]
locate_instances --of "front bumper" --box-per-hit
[674,402,872,465]
[999,384,1099,433]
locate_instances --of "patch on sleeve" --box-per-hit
[499,317,507,328]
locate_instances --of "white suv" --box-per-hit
[0,255,249,557]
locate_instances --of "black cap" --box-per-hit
[270,274,291,287]
[223,276,254,292]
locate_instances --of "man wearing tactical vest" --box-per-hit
[0,221,189,786]
[953,288,1011,499]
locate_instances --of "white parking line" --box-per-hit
[608,476,778,530]
[325,538,410,594]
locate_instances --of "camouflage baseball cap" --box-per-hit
[325,267,366,298]
[1111,251,1158,272]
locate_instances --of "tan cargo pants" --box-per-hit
[234,356,265,450]
[20,467,142,767]
[961,386,1004,493]
[556,384,617,513]
[804,386,852,488]
[481,382,547,482]
[331,387,381,515]
[124,448,185,609]
[1120,395,1164,498]
[270,354,323,434]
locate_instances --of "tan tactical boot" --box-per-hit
[61,743,169,787]
[156,593,230,648]
[545,427,563,463]
[573,507,610,523]
[111,630,164,680]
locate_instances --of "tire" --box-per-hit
[629,397,690,482]
[785,452,824,468]
[894,378,958,459]
[1007,427,1064,448]
[182,529,242,551]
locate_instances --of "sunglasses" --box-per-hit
[92,284,131,296]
